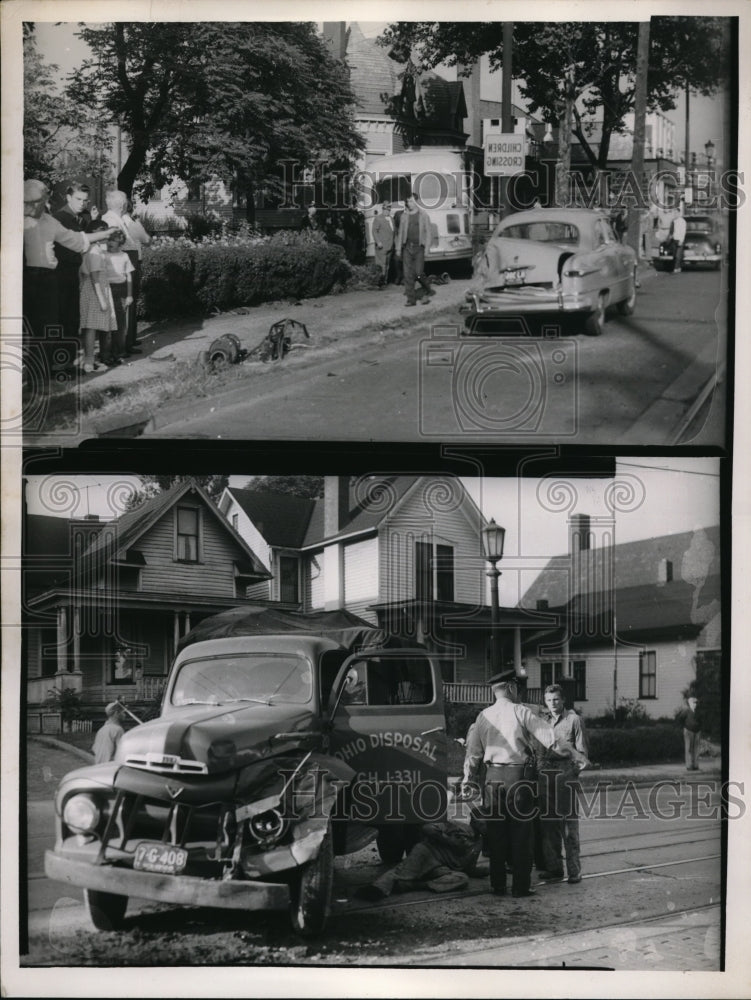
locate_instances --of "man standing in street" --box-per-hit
[92,702,125,764]
[394,194,436,306]
[461,671,587,899]
[678,694,702,771]
[536,684,590,885]
[669,206,687,274]
[371,202,395,288]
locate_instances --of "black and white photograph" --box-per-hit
[9,463,732,973]
[1,1,749,997]
[7,5,738,446]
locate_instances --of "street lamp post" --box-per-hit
[482,519,506,677]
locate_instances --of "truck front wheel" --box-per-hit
[289,824,334,937]
[83,888,128,930]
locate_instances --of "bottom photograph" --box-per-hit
[19,464,725,973]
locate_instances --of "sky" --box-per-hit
[24,458,720,604]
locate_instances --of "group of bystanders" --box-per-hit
[22,179,151,381]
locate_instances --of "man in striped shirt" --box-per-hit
[461,671,587,898]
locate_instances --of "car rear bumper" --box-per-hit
[465,287,598,317]
[45,849,290,912]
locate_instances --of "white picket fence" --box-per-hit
[69,718,93,734]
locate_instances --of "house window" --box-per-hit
[639,651,657,698]
[540,661,564,689]
[232,513,239,531]
[279,555,300,604]
[572,660,587,700]
[415,540,454,602]
[176,506,200,562]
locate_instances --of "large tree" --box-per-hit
[65,22,364,210]
[239,476,324,499]
[23,23,113,184]
[379,19,728,171]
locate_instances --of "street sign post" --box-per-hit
[484,132,526,176]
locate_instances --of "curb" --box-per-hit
[29,735,94,764]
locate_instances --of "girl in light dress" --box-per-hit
[78,225,134,370]
[78,221,117,372]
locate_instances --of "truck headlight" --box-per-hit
[63,794,101,834]
[248,808,285,846]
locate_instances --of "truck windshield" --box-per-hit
[171,653,313,707]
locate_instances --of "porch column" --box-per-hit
[184,612,191,635]
[72,605,81,673]
[562,636,571,676]
[56,606,68,674]
[513,627,522,675]
[173,612,180,653]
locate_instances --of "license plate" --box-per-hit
[504,269,526,285]
[134,842,188,875]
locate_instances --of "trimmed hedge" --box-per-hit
[139,232,351,319]
[586,724,683,766]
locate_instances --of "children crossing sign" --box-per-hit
[484,132,526,176]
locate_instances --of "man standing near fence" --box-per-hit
[92,702,125,764]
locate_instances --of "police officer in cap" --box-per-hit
[461,668,587,898]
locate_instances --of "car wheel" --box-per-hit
[584,293,607,336]
[289,823,333,937]
[617,281,636,316]
[83,888,128,931]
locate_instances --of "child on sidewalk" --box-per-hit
[102,229,135,366]
[78,221,117,372]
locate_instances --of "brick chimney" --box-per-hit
[324,476,350,538]
[569,513,592,599]
[322,22,347,62]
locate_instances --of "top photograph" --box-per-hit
[14,11,738,446]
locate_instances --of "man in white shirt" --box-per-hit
[670,209,687,273]
[462,671,587,897]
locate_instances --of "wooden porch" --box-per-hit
[444,682,543,705]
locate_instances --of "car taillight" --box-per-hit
[715,243,721,253]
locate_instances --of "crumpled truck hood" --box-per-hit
[116,703,318,774]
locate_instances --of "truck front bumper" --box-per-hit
[45,849,290,912]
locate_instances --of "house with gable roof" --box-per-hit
[24,479,271,711]
[219,475,545,695]
[518,514,722,719]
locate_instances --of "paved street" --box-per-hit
[142,266,725,445]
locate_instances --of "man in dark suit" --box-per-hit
[371,202,395,288]
[53,182,92,371]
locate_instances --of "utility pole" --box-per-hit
[500,22,513,218]
[627,20,650,258]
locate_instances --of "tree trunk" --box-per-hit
[245,183,256,225]
[627,21,650,257]
[116,143,148,199]
[555,90,573,207]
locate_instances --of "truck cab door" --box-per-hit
[326,649,448,825]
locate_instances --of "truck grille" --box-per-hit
[98,789,233,868]
[123,752,208,775]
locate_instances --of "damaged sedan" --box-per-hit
[463,208,638,336]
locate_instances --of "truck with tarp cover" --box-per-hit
[45,608,449,936]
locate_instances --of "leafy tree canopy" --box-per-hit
[240,476,324,499]
[23,23,114,185]
[66,22,364,202]
[379,18,728,168]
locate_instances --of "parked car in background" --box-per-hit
[463,208,638,336]
[652,224,722,272]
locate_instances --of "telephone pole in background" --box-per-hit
[627,20,650,258]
